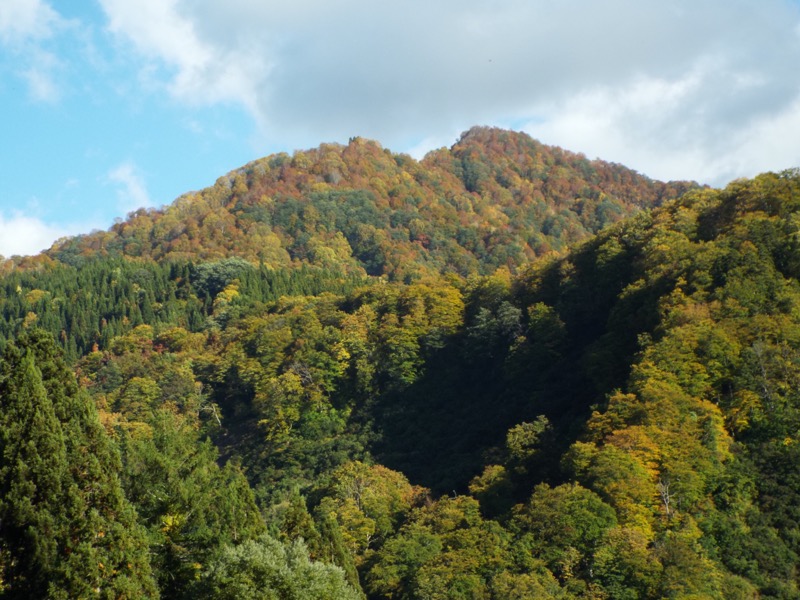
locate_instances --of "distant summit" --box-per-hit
[41,127,696,279]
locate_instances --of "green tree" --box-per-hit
[511,483,617,585]
[365,496,525,600]
[0,330,158,598]
[199,536,361,600]
[0,350,66,597]
[119,408,265,599]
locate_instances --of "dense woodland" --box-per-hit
[1,127,800,598]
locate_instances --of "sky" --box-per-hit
[1,0,800,257]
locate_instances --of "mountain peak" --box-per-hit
[41,127,695,278]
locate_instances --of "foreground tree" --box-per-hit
[0,330,157,598]
[118,409,266,599]
[199,536,361,600]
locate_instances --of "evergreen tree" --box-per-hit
[118,408,266,599]
[0,349,66,598]
[0,330,158,598]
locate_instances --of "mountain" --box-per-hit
[2,127,800,598]
[41,126,695,279]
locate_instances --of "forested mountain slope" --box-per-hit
[37,126,693,279]
[2,129,800,598]
[0,127,693,359]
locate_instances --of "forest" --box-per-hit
[1,127,799,598]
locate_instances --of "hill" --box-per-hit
[2,128,800,598]
[41,126,694,279]
[0,127,694,359]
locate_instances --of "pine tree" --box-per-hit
[0,330,159,598]
[118,408,265,599]
[0,349,66,598]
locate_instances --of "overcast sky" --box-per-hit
[1,0,799,256]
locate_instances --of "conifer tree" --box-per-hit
[0,349,66,598]
[0,330,158,598]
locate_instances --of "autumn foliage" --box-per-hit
[1,129,799,598]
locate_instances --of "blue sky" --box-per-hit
[2,0,800,256]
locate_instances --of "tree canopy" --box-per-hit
[1,130,799,598]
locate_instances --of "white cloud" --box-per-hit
[22,66,56,102]
[407,136,454,161]
[0,211,70,257]
[99,0,266,114]
[21,48,60,102]
[0,0,65,102]
[0,0,59,44]
[107,162,153,214]
[524,55,800,185]
[726,96,800,179]
[96,0,800,184]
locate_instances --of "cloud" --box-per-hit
[0,211,70,257]
[98,0,800,184]
[524,53,800,185]
[0,0,59,44]
[20,48,60,102]
[0,0,65,102]
[107,162,153,214]
[99,0,266,113]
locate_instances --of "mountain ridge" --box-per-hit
[6,126,697,280]
[9,129,800,598]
